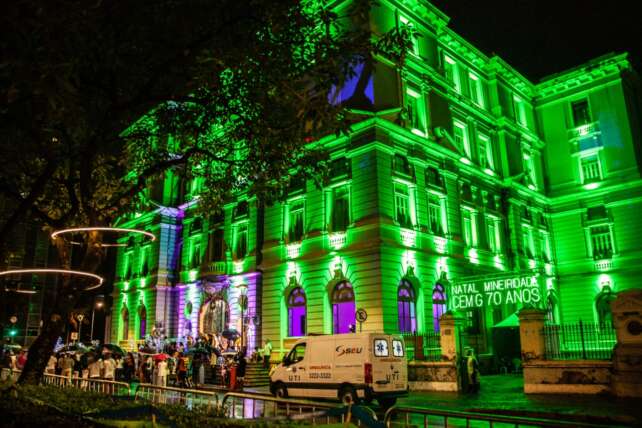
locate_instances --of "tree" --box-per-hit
[0,0,409,384]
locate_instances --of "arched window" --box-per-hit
[287,287,307,337]
[121,307,129,341]
[397,280,417,333]
[432,282,447,332]
[331,281,356,334]
[596,286,615,327]
[138,305,147,339]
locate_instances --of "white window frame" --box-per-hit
[405,87,425,135]
[513,95,528,128]
[468,72,484,108]
[462,208,477,247]
[427,193,447,236]
[487,216,501,254]
[478,133,494,170]
[453,120,471,159]
[588,224,614,260]
[443,54,461,93]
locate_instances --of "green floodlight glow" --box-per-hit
[9,329,17,337]
[493,255,505,270]
[234,261,244,274]
[527,184,536,191]
[401,229,417,247]
[545,263,553,275]
[467,248,479,264]
[460,157,472,165]
[483,168,495,176]
[434,236,447,254]
[329,232,347,250]
[189,269,198,282]
[584,182,600,190]
[528,259,536,269]
[286,242,302,259]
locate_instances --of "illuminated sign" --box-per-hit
[450,274,542,310]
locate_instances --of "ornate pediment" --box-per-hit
[612,290,642,315]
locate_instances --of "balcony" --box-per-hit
[567,121,600,140]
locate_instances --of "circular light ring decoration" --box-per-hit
[0,269,104,291]
[51,227,156,247]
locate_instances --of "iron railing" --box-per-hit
[543,321,616,360]
[384,405,625,428]
[401,331,441,361]
[134,383,221,410]
[1,369,131,396]
[221,392,357,426]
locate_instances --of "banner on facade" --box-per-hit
[450,273,542,311]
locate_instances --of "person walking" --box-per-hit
[235,350,247,390]
[88,356,103,380]
[262,339,272,369]
[157,358,168,387]
[61,353,75,379]
[466,349,480,393]
[176,353,187,388]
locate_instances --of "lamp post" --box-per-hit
[90,301,104,342]
[237,284,248,349]
[77,314,84,343]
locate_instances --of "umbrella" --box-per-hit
[221,329,239,340]
[101,344,125,355]
[153,353,169,361]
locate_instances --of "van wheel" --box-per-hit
[338,386,359,405]
[377,397,396,409]
[274,383,288,399]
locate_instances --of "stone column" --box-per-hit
[518,308,547,361]
[611,289,642,398]
[439,312,463,361]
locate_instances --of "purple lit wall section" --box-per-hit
[333,301,356,334]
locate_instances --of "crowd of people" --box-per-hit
[1,335,275,391]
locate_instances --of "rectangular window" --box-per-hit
[462,209,476,247]
[395,184,412,228]
[443,54,461,93]
[209,229,225,261]
[235,223,248,259]
[140,246,150,276]
[522,227,534,258]
[468,73,484,108]
[405,88,425,132]
[190,240,201,269]
[590,225,613,260]
[392,340,404,357]
[540,231,551,262]
[572,99,591,127]
[331,186,350,232]
[287,200,305,242]
[453,121,470,158]
[478,134,494,170]
[522,150,537,189]
[580,154,602,184]
[487,217,501,253]
[427,195,446,236]
[374,339,390,357]
[514,96,528,127]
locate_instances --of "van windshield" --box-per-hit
[374,339,389,357]
[287,342,306,364]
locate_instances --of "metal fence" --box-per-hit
[383,405,623,428]
[221,392,359,426]
[401,331,441,361]
[134,383,221,410]
[543,321,616,360]
[1,369,131,396]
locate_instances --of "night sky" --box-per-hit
[429,0,642,81]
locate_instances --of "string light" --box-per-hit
[51,227,156,247]
[0,269,104,291]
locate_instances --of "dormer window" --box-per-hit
[393,154,412,177]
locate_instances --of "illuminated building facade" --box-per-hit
[109,1,642,357]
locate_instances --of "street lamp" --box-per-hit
[90,301,104,342]
[77,314,85,343]
[237,284,248,349]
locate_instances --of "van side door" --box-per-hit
[284,342,309,398]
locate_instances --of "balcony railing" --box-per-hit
[567,121,600,140]
[201,261,226,276]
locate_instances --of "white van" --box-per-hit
[269,332,408,407]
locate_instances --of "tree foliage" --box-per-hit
[0,0,408,383]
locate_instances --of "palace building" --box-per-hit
[108,1,642,360]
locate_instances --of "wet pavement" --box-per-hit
[241,375,642,426]
[398,374,642,426]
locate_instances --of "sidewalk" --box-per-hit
[400,374,642,426]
